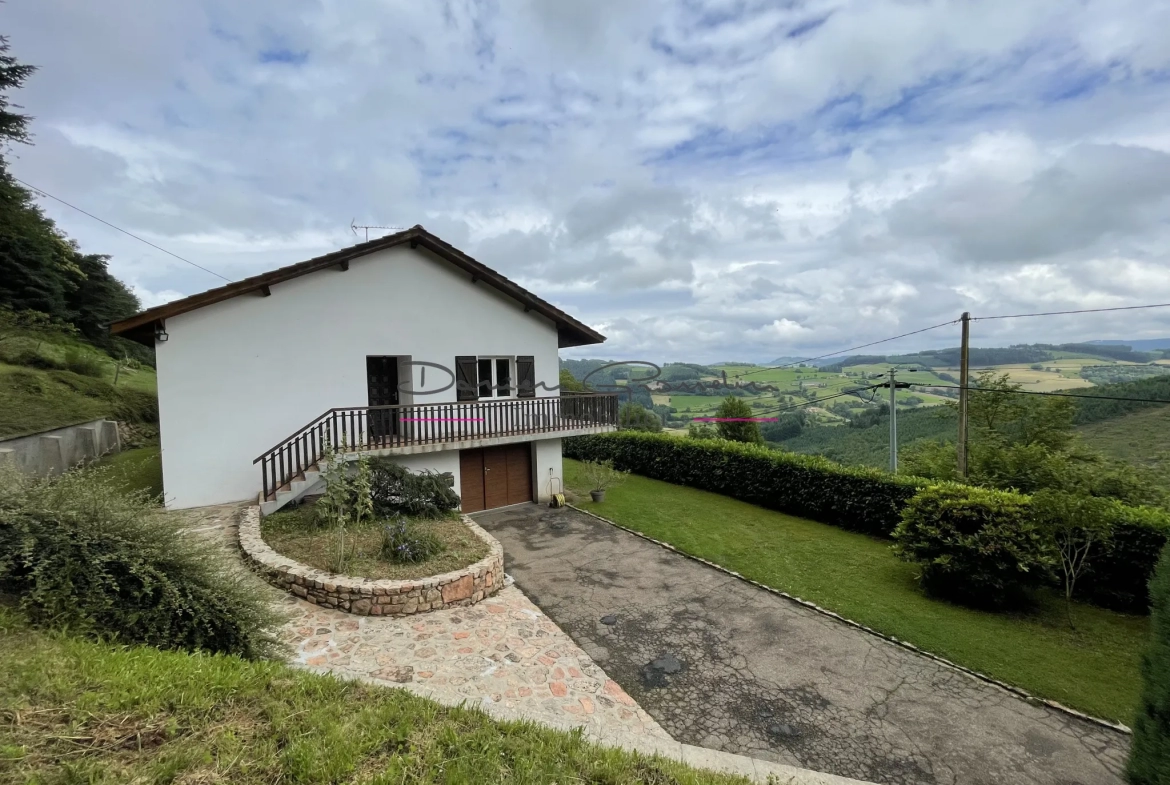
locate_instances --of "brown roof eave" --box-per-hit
[108,225,607,348]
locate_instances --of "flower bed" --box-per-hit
[238,506,504,616]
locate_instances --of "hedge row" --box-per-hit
[565,432,1170,613]
[565,432,924,537]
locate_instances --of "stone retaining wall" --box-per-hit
[238,506,504,615]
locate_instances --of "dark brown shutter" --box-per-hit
[516,356,536,398]
[456,356,479,401]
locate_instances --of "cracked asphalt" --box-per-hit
[474,504,1129,785]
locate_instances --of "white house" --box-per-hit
[111,226,617,513]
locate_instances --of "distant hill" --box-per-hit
[764,357,808,366]
[1091,338,1170,351]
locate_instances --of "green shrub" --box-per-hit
[564,432,923,536]
[1129,542,1170,784]
[113,387,160,423]
[0,466,282,659]
[380,516,445,563]
[63,347,106,378]
[1079,505,1170,613]
[369,458,460,519]
[892,485,1053,609]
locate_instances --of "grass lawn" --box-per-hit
[98,444,164,499]
[564,459,1148,724]
[261,506,490,581]
[0,608,746,785]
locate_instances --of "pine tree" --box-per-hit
[1130,542,1170,784]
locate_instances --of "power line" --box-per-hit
[910,383,1170,405]
[728,319,960,381]
[973,303,1170,321]
[12,177,234,283]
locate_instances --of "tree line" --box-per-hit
[0,37,144,359]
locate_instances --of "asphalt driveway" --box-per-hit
[474,503,1129,785]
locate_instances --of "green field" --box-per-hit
[564,460,1147,724]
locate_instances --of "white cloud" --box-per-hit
[5,0,1170,362]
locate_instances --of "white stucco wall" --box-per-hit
[154,245,564,508]
[533,437,564,503]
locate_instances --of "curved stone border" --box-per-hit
[238,506,503,616]
[567,504,1133,738]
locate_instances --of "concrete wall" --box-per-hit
[0,419,120,477]
[154,245,564,509]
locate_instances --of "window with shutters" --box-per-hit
[459,356,523,399]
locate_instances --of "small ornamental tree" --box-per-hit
[714,396,763,444]
[1129,542,1170,784]
[1031,489,1114,628]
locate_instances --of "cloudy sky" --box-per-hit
[7,0,1170,362]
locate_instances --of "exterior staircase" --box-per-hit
[259,465,323,516]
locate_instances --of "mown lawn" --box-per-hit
[565,459,1149,725]
[0,607,746,785]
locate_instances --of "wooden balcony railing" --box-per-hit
[253,392,619,501]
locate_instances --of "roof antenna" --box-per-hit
[350,219,406,242]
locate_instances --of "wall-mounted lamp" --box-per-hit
[155,324,169,343]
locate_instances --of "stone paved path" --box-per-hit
[178,503,668,743]
[475,503,1130,785]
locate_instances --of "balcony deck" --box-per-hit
[254,392,619,501]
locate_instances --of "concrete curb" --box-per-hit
[566,504,1132,737]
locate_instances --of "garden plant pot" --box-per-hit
[590,490,606,503]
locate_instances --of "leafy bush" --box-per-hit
[369,458,460,519]
[1129,541,1170,784]
[618,402,662,432]
[63,348,106,378]
[565,432,924,537]
[1078,504,1170,613]
[892,485,1053,609]
[380,516,445,563]
[0,466,282,659]
[714,396,763,443]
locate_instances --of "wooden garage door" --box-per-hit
[459,444,531,512]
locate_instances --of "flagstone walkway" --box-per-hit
[181,503,668,742]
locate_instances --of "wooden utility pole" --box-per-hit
[889,367,898,473]
[957,312,971,478]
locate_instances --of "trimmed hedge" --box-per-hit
[565,432,1170,613]
[1081,504,1170,613]
[565,432,924,537]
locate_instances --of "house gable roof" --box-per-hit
[109,225,606,348]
